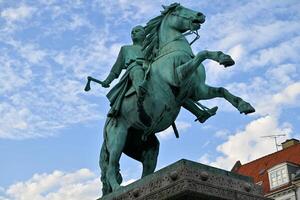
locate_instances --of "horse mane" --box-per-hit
[142,3,180,62]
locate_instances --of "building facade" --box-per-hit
[232,139,300,200]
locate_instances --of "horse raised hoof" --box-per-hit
[219,54,235,67]
[238,101,255,115]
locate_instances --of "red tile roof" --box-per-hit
[232,143,300,194]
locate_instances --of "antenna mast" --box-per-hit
[261,134,286,151]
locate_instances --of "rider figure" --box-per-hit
[101,25,151,126]
[101,25,217,127]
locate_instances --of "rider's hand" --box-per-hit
[101,80,110,88]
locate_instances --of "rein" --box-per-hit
[159,30,200,53]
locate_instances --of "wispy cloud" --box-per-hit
[95,0,160,24]
[0,1,117,139]
[1,4,36,22]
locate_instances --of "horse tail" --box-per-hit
[100,119,111,195]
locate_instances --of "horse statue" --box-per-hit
[87,3,255,196]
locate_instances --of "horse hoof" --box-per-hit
[238,102,255,115]
[219,55,235,67]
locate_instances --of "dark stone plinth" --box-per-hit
[99,159,271,200]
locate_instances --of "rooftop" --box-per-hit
[232,140,300,194]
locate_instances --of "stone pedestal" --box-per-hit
[99,159,271,200]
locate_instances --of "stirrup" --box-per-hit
[195,106,218,123]
[207,106,218,116]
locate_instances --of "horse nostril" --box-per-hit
[197,12,203,17]
[197,12,205,23]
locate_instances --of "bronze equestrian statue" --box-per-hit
[85,3,255,196]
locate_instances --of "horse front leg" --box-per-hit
[176,50,235,83]
[195,84,255,114]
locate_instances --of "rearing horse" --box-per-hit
[99,3,255,196]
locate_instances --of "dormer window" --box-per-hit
[268,163,289,190]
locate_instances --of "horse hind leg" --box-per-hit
[123,130,160,178]
[195,84,255,114]
[141,135,160,178]
[105,118,128,192]
[100,143,123,196]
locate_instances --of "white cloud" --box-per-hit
[157,121,192,140]
[248,36,300,69]
[272,82,300,106]
[0,168,139,200]
[209,115,291,170]
[256,82,300,116]
[1,5,36,22]
[227,44,244,62]
[1,169,100,200]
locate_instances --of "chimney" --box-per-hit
[281,138,299,149]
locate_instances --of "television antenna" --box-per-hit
[261,134,286,151]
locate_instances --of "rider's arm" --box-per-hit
[103,47,125,85]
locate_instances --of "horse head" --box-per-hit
[143,3,205,62]
[162,3,205,33]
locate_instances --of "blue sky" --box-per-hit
[0,0,300,199]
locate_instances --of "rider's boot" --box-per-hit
[195,106,218,123]
[182,99,218,123]
[137,82,152,127]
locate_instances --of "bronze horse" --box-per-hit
[93,3,255,195]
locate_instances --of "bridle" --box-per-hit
[171,11,201,45]
[159,11,201,52]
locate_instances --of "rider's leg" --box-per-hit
[130,65,152,126]
[130,65,146,97]
[182,99,218,123]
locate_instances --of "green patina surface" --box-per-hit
[85,3,255,196]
